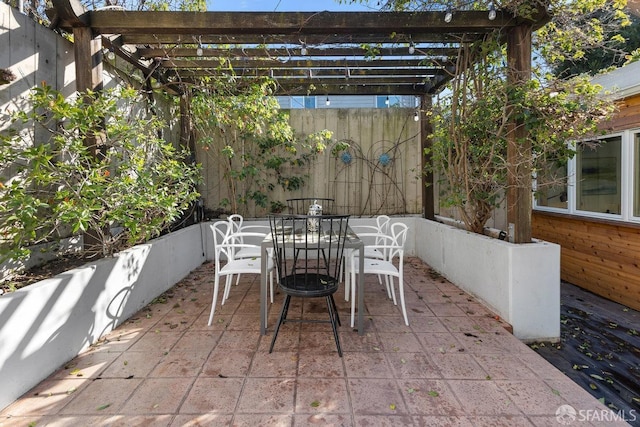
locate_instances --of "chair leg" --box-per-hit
[388,276,397,305]
[398,273,409,326]
[329,294,341,327]
[350,258,357,328]
[222,275,233,304]
[269,271,274,303]
[269,295,291,353]
[326,296,343,357]
[207,274,221,326]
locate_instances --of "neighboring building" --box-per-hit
[532,61,640,312]
[276,95,418,109]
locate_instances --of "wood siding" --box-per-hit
[532,211,640,311]
[600,94,640,131]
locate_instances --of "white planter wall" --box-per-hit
[0,224,206,410]
[414,218,560,341]
[0,218,560,411]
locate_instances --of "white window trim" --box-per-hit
[534,129,640,225]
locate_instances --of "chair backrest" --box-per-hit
[227,213,243,234]
[286,198,336,215]
[269,214,350,292]
[376,215,391,234]
[210,220,233,263]
[387,222,409,261]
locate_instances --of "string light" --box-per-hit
[325,96,331,106]
[196,36,203,56]
[408,41,415,55]
[444,6,453,23]
[300,41,308,56]
[413,110,420,121]
[385,96,390,106]
[488,3,496,20]
[105,48,115,61]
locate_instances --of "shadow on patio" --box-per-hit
[0,258,625,426]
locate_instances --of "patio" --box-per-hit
[0,257,622,426]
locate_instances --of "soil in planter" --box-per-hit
[529,281,640,425]
[1,253,92,294]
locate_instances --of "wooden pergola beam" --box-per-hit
[87,10,515,36]
[137,46,461,59]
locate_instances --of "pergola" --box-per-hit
[48,0,549,243]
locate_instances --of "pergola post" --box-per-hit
[420,95,435,220]
[72,26,103,158]
[73,27,103,94]
[506,23,533,243]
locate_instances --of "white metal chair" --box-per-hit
[347,222,409,327]
[207,220,274,326]
[268,214,350,356]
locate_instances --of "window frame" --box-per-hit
[533,129,640,224]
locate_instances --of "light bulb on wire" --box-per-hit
[444,7,453,23]
[325,96,330,106]
[413,110,420,122]
[196,46,203,56]
[300,42,308,56]
[488,4,496,20]
[408,42,415,55]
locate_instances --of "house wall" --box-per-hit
[532,210,640,312]
[530,65,640,312]
[601,93,640,131]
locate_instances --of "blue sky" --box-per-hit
[208,0,375,11]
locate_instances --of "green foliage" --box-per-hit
[191,76,333,216]
[552,14,640,77]
[427,40,615,233]
[0,84,201,262]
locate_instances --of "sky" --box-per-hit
[207,0,376,11]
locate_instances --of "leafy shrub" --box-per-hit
[0,84,202,262]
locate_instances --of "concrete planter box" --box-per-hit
[413,217,560,342]
[0,224,207,410]
[0,217,560,411]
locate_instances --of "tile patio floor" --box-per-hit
[0,258,629,426]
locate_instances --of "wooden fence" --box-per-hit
[197,108,423,218]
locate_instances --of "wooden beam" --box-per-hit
[121,33,476,45]
[73,27,103,94]
[160,58,446,69]
[88,10,515,36]
[420,95,435,220]
[137,46,461,59]
[506,24,533,243]
[179,67,447,78]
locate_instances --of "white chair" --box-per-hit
[343,215,391,301]
[207,221,274,326]
[227,214,272,286]
[348,222,409,327]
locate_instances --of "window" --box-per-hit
[535,161,568,209]
[576,136,621,215]
[287,96,316,109]
[376,95,403,108]
[304,97,316,109]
